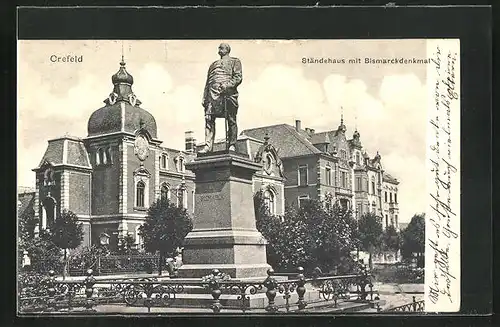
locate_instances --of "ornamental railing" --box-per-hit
[19,266,378,314]
[68,254,161,276]
[385,296,424,312]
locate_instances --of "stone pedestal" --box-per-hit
[177,150,271,279]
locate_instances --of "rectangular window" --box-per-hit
[356,177,362,191]
[385,214,388,227]
[371,181,375,195]
[390,193,393,203]
[298,165,308,186]
[341,171,347,188]
[365,179,369,193]
[395,193,398,204]
[325,166,332,185]
[298,195,309,208]
[385,192,388,203]
[358,204,362,217]
[161,154,167,169]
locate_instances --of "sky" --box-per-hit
[17,39,430,223]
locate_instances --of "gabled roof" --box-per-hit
[34,136,91,170]
[241,124,321,158]
[310,131,331,145]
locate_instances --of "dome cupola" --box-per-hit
[86,58,157,138]
[112,58,134,85]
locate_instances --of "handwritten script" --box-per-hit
[426,41,460,310]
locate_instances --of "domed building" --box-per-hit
[31,58,286,251]
[32,59,197,250]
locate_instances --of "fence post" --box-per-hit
[412,296,417,312]
[207,269,223,313]
[263,269,278,313]
[296,267,307,310]
[45,270,57,312]
[84,269,96,312]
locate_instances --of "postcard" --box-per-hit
[17,39,460,314]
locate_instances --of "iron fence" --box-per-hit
[385,296,424,312]
[68,254,161,276]
[19,266,378,314]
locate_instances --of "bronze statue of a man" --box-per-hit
[200,43,242,153]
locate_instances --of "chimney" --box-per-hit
[295,120,301,132]
[185,131,196,153]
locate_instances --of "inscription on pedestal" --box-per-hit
[199,193,223,202]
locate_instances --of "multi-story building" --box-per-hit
[30,59,285,251]
[242,117,400,230]
[25,58,399,253]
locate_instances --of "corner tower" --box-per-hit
[84,58,162,249]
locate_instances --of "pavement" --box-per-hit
[374,282,423,295]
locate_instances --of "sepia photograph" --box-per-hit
[17,38,460,315]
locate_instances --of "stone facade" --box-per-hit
[31,59,285,252]
[242,118,400,231]
[30,58,399,254]
[32,60,197,251]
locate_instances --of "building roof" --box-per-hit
[87,60,158,139]
[241,124,321,158]
[18,191,35,217]
[87,102,157,139]
[34,137,91,170]
[310,131,331,145]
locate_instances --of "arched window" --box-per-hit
[356,152,360,165]
[95,151,101,165]
[99,148,106,165]
[177,188,187,208]
[106,147,113,164]
[160,153,168,170]
[340,149,347,160]
[136,181,145,207]
[42,197,56,229]
[176,156,185,172]
[325,165,332,185]
[160,184,170,201]
[263,189,276,215]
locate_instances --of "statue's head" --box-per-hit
[218,43,231,57]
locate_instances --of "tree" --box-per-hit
[50,210,84,279]
[139,198,193,275]
[383,225,401,260]
[401,213,425,266]
[357,212,384,270]
[19,205,37,243]
[21,230,64,274]
[254,190,358,274]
